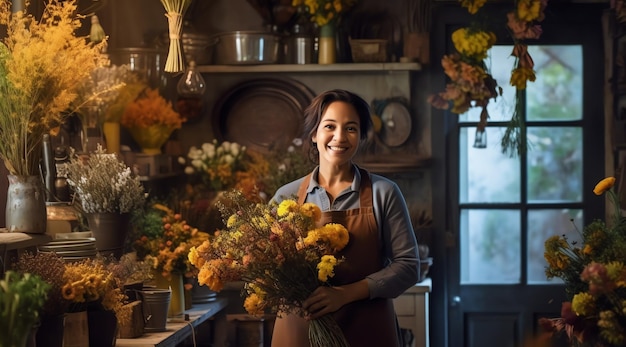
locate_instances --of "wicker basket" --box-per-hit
[349,39,388,62]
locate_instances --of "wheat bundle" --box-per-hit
[160,0,192,73]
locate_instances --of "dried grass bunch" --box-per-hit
[0,0,107,176]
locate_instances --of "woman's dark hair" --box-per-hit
[301,89,373,143]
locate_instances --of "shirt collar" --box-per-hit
[307,164,362,193]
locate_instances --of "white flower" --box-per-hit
[191,159,203,169]
[177,156,186,165]
[292,138,303,146]
[287,145,295,153]
[231,142,241,156]
[223,154,234,165]
[184,166,195,175]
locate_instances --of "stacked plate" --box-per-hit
[38,237,97,261]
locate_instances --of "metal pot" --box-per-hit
[212,31,280,65]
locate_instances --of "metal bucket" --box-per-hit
[139,288,171,332]
[212,31,280,65]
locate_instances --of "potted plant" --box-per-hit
[64,145,146,257]
[0,0,107,233]
[0,271,50,347]
[14,252,69,347]
[120,88,185,155]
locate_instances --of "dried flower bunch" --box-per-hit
[0,271,49,346]
[73,64,144,124]
[179,140,248,191]
[428,0,547,157]
[540,177,626,346]
[65,144,146,214]
[239,138,315,200]
[291,0,358,27]
[133,203,209,281]
[0,0,108,176]
[121,88,185,129]
[14,251,69,316]
[188,189,351,347]
[62,257,132,324]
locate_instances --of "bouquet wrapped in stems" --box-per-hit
[188,189,351,347]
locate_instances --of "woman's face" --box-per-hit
[312,101,361,168]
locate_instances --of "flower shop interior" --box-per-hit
[0,0,623,346]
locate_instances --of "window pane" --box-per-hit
[527,46,582,121]
[527,127,583,202]
[460,209,521,284]
[460,127,520,203]
[459,45,515,123]
[527,209,583,284]
[459,45,582,124]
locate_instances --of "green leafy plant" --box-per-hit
[0,271,50,347]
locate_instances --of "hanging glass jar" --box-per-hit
[176,61,206,122]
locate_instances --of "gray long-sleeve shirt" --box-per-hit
[271,165,420,299]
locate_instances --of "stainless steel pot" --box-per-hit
[212,31,280,65]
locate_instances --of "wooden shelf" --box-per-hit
[116,298,229,347]
[196,62,422,74]
[0,232,51,250]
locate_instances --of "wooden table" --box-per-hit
[0,231,51,273]
[116,298,229,347]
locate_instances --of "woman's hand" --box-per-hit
[303,280,370,320]
[303,286,346,320]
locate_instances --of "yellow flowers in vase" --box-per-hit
[121,88,185,154]
[0,0,108,176]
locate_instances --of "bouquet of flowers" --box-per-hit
[13,252,70,317]
[121,87,185,153]
[133,203,210,281]
[61,257,132,324]
[540,177,626,346]
[64,145,146,214]
[291,0,358,27]
[188,189,351,347]
[0,0,108,176]
[179,140,248,192]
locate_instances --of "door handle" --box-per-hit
[450,295,461,307]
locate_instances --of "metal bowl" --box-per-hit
[212,31,280,65]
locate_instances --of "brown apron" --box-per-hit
[271,169,400,347]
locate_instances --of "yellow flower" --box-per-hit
[244,293,265,316]
[317,255,338,282]
[510,67,536,90]
[301,202,322,222]
[593,177,616,195]
[516,0,543,22]
[277,199,299,217]
[451,28,496,61]
[571,292,596,317]
[459,0,487,14]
